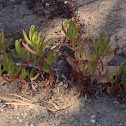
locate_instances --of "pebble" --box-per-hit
[45,3,49,6]
[114,101,120,104]
[23,113,27,118]
[30,124,35,126]
[91,115,96,119]
[83,123,88,125]
[14,106,18,110]
[29,105,33,109]
[18,119,23,123]
[84,94,88,101]
[64,1,68,4]
[17,116,19,119]
[91,119,96,123]
[0,109,4,112]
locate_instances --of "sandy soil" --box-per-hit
[0,0,126,126]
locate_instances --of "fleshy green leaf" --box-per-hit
[19,68,28,80]
[42,60,50,73]
[23,30,31,45]
[22,42,37,55]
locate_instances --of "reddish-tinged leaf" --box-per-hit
[22,42,37,55]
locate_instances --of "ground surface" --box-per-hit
[0,0,126,126]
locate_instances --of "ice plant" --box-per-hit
[22,25,58,85]
[62,19,80,50]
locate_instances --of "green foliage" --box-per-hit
[119,65,126,90]
[28,69,34,79]
[0,64,4,76]
[2,54,18,77]
[0,21,125,96]
[0,32,5,52]
[92,33,110,57]
[86,33,111,75]
[0,32,12,53]
[15,39,27,60]
[62,19,80,50]
[0,25,57,86]
[119,64,125,75]
[8,40,15,50]
[76,47,84,61]
[107,64,126,91]
[107,73,117,84]
[121,72,126,90]
[42,60,50,73]
[88,61,96,75]
[73,32,111,75]
[46,50,57,66]
[22,25,57,72]
[19,68,28,80]
[33,54,40,65]
[23,25,48,56]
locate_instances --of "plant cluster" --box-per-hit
[0,19,125,96]
[62,19,126,96]
[106,64,126,95]
[0,26,58,89]
[62,19,110,77]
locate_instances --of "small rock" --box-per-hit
[29,105,33,109]
[91,115,96,119]
[91,119,96,123]
[83,122,88,125]
[84,94,88,101]
[18,119,23,123]
[64,1,68,4]
[30,124,35,126]
[45,3,49,6]
[14,105,18,110]
[0,109,4,112]
[23,113,27,118]
[114,101,120,104]
[17,117,19,119]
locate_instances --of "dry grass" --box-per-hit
[0,93,73,112]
